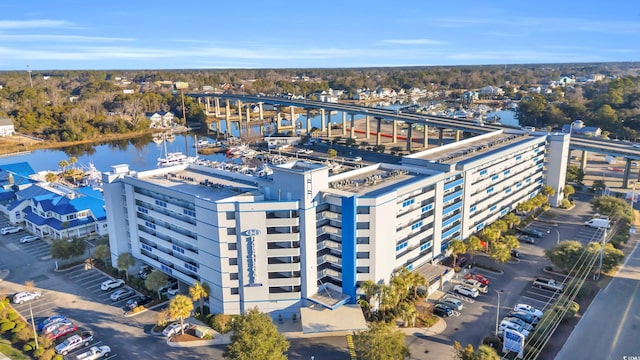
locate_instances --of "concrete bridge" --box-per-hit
[190,93,640,189]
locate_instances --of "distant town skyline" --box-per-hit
[0,0,638,71]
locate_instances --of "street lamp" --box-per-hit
[494,289,501,335]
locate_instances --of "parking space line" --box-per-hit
[520,295,550,306]
[77,276,106,286]
[69,271,99,280]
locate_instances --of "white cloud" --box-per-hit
[0,19,71,29]
[382,39,445,45]
[0,34,133,42]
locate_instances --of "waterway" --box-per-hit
[0,108,520,174]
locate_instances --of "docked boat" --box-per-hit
[157,134,198,167]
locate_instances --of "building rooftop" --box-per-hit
[139,165,259,202]
[406,129,529,165]
[325,163,436,197]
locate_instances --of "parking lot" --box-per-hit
[0,220,51,260]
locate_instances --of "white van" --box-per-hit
[584,218,610,229]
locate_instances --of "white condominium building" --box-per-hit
[102,129,569,317]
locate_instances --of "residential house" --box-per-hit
[145,111,175,128]
[562,120,602,137]
[0,118,15,137]
[478,86,504,98]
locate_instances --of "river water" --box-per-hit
[0,109,519,174]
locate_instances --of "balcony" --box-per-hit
[317,240,341,251]
[320,225,340,235]
[269,277,301,287]
[321,211,341,221]
[266,217,299,227]
[317,268,341,278]
[267,247,300,257]
[317,254,342,266]
[267,262,301,272]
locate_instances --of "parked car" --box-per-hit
[498,319,530,337]
[1,226,23,235]
[42,320,74,335]
[508,311,540,326]
[159,278,178,294]
[432,303,453,317]
[453,285,479,298]
[518,235,535,244]
[462,279,488,293]
[513,304,544,319]
[437,297,463,311]
[138,265,153,279]
[101,279,125,291]
[55,331,93,355]
[503,317,534,332]
[19,235,39,243]
[47,324,78,340]
[532,277,564,293]
[511,249,521,258]
[162,322,190,337]
[13,291,42,304]
[126,295,152,310]
[110,288,135,301]
[516,227,543,238]
[37,314,67,332]
[463,273,490,285]
[76,345,111,360]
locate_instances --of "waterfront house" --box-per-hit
[562,120,602,137]
[478,86,504,98]
[145,111,175,128]
[0,118,15,137]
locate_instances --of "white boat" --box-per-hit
[157,134,198,168]
[193,139,211,148]
[80,162,102,187]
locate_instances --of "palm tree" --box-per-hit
[502,213,521,230]
[145,270,168,299]
[92,244,110,265]
[449,239,467,268]
[58,160,69,172]
[116,253,136,281]
[189,281,210,314]
[45,172,57,183]
[390,269,411,307]
[408,271,426,298]
[168,294,194,335]
[502,234,519,251]
[398,301,417,327]
[68,157,77,169]
[359,280,381,310]
[357,298,372,319]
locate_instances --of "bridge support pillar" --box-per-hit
[623,158,632,188]
[392,120,397,144]
[423,125,428,148]
[290,106,295,129]
[342,112,347,136]
[406,125,413,152]
[365,115,371,139]
[350,114,355,139]
[204,97,210,114]
[225,101,231,137]
[438,128,444,146]
[258,102,263,121]
[320,109,326,137]
[215,97,220,116]
[276,107,281,133]
[455,130,460,142]
[306,109,312,134]
[581,151,589,170]
[376,118,382,146]
[327,112,332,137]
[246,106,251,138]
[236,101,243,129]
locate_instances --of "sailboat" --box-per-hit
[157,133,198,168]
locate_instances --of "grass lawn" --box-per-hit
[0,338,29,360]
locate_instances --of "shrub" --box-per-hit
[36,347,56,360]
[559,199,572,209]
[12,321,26,333]
[0,321,16,332]
[53,355,64,360]
[12,326,33,343]
[209,314,234,333]
[23,342,35,352]
[7,311,18,322]
[201,333,213,340]
[554,301,580,322]
[131,305,146,314]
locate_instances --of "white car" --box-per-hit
[13,291,43,304]
[101,279,125,291]
[453,284,479,298]
[499,319,530,337]
[110,288,135,301]
[19,235,39,244]
[162,322,190,337]
[1,226,23,235]
[513,303,544,319]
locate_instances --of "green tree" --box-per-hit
[489,243,511,263]
[545,240,585,271]
[587,242,625,273]
[92,244,110,265]
[449,239,467,268]
[189,281,210,315]
[353,322,409,360]
[453,341,500,360]
[168,294,194,335]
[224,308,289,360]
[50,239,72,260]
[564,184,575,199]
[591,195,633,224]
[398,301,417,327]
[566,165,585,184]
[145,270,168,299]
[116,253,136,281]
[502,213,521,230]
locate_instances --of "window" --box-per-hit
[503,169,510,176]
[228,243,237,251]
[402,199,415,207]
[411,221,423,231]
[422,204,433,213]
[479,169,488,176]
[420,241,432,251]
[230,288,239,295]
[184,263,198,272]
[226,212,235,220]
[141,244,152,252]
[486,187,494,194]
[356,237,370,244]
[227,228,236,235]
[137,206,148,214]
[356,222,370,230]
[505,188,512,194]
[183,209,196,217]
[161,264,172,274]
[356,207,370,214]
[476,223,484,231]
[229,258,238,266]
[144,221,156,230]
[356,266,370,274]
[155,200,167,208]
[230,273,239,280]
[490,205,497,212]
[172,245,185,254]
[469,206,476,213]
[491,175,499,181]
[356,252,370,259]
[396,242,408,252]
[515,155,522,161]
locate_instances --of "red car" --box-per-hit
[47,324,78,340]
[464,273,490,285]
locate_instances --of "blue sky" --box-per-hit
[0,0,638,70]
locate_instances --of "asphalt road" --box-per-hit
[555,235,640,360]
